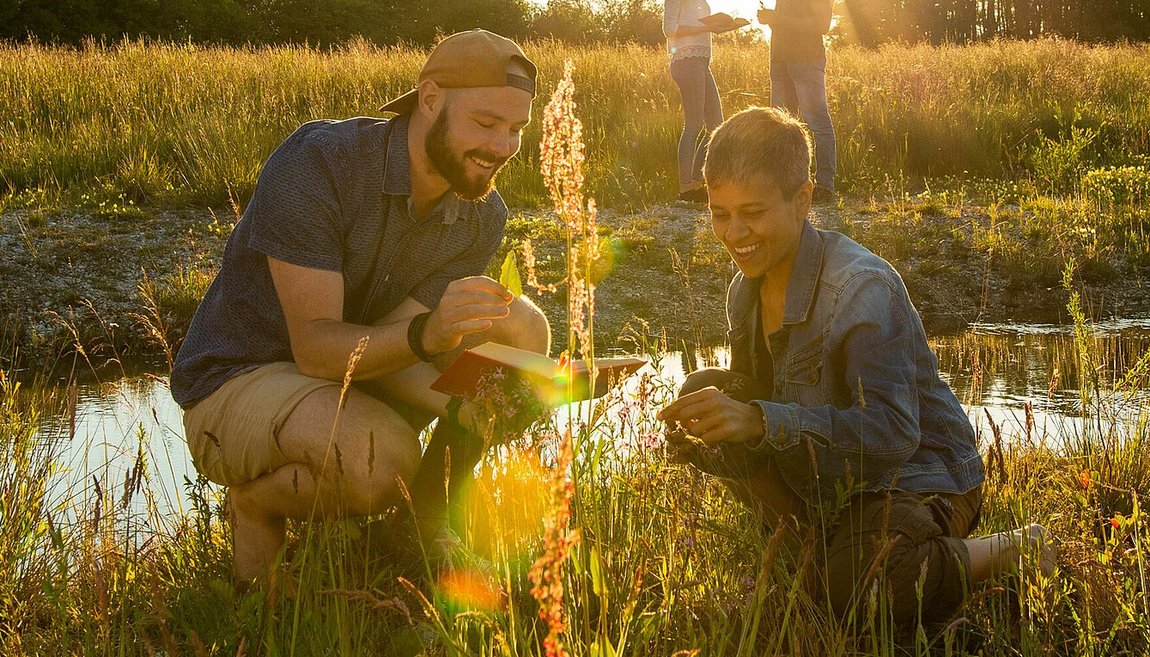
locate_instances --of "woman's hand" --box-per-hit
[657,386,765,446]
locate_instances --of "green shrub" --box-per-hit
[1082,165,1150,208]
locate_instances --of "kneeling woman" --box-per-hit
[658,107,1054,625]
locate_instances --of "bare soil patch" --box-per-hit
[3,201,1147,376]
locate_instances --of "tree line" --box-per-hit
[842,0,1149,45]
[0,0,1145,47]
[0,0,665,47]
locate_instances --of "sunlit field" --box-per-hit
[3,37,1150,657]
[2,38,1149,211]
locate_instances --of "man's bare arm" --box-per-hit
[268,256,512,382]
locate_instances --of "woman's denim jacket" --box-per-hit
[729,221,985,506]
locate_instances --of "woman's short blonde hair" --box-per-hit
[704,106,813,199]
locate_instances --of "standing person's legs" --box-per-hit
[670,56,710,194]
[690,64,724,186]
[769,58,799,114]
[785,59,837,192]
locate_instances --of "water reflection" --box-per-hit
[932,319,1150,446]
[38,376,194,525]
[38,318,1150,519]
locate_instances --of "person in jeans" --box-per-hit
[171,30,549,584]
[758,0,837,201]
[658,107,1056,624]
[664,0,724,203]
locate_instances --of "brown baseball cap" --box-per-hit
[379,29,537,115]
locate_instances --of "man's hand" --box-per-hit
[422,276,513,355]
[657,386,764,446]
[757,7,776,25]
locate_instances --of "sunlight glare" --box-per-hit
[710,0,770,20]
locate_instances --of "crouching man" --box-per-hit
[171,30,549,583]
[658,107,1054,625]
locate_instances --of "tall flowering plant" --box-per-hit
[528,60,597,657]
[538,60,599,362]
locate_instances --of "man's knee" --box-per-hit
[483,294,551,355]
[338,434,421,514]
[680,367,736,396]
[292,389,423,514]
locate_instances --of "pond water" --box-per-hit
[35,318,1150,524]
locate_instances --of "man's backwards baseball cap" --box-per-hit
[379,29,537,114]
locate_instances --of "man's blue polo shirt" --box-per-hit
[171,114,508,408]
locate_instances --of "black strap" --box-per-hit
[407,311,436,362]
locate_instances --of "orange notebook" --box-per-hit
[431,342,647,404]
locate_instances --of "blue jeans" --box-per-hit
[771,58,836,191]
[670,56,723,189]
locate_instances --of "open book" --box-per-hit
[431,342,647,405]
[699,12,751,33]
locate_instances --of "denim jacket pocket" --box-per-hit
[783,334,825,405]
[785,334,824,385]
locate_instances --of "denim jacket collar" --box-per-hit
[782,220,825,326]
[728,219,824,330]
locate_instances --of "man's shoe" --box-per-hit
[677,187,708,204]
[812,186,837,204]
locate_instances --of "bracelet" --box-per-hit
[407,311,437,362]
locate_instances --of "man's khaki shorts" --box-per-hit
[182,362,340,486]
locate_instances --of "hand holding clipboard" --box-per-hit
[698,12,751,33]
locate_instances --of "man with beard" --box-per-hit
[171,30,549,584]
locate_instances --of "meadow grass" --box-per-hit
[3,314,1149,656]
[3,37,1150,369]
[1,38,1149,212]
[3,54,1150,657]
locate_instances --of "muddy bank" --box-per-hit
[3,200,1147,377]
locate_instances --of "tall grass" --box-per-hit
[4,60,1150,657]
[5,316,1149,655]
[1,38,1149,211]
